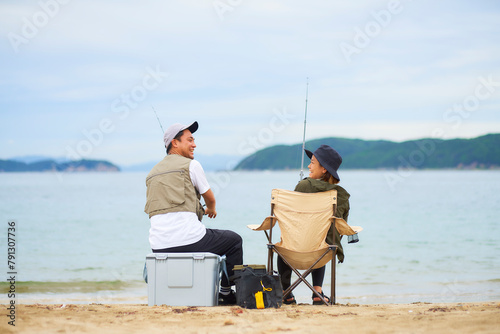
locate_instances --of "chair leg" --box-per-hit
[276,247,333,306]
[284,270,315,300]
[330,246,337,305]
[277,250,316,300]
[267,244,274,274]
[264,230,270,243]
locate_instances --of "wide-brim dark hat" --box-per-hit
[305,144,342,181]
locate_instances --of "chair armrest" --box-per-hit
[247,216,277,231]
[330,217,363,236]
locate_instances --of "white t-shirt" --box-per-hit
[149,159,210,249]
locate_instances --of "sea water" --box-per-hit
[0,170,499,304]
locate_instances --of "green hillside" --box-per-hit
[234,134,500,170]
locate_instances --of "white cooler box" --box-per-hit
[146,252,222,306]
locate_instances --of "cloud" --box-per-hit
[1,0,499,165]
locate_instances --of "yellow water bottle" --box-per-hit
[255,291,265,309]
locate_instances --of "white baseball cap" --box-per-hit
[163,121,198,148]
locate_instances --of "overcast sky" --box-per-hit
[1,0,499,165]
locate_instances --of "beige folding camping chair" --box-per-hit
[247,188,361,305]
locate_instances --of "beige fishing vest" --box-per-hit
[144,154,204,220]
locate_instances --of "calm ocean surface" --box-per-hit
[1,170,499,305]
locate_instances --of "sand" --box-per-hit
[2,301,499,334]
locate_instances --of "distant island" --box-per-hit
[0,159,120,172]
[234,133,500,171]
[3,133,499,172]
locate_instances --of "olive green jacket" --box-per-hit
[294,177,350,263]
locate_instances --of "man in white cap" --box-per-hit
[145,121,242,305]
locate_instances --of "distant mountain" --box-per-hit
[10,155,63,164]
[234,134,500,170]
[0,159,120,172]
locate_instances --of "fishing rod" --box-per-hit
[151,105,165,133]
[299,78,309,181]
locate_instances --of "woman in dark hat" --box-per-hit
[279,144,350,305]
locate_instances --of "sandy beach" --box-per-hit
[2,301,499,334]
